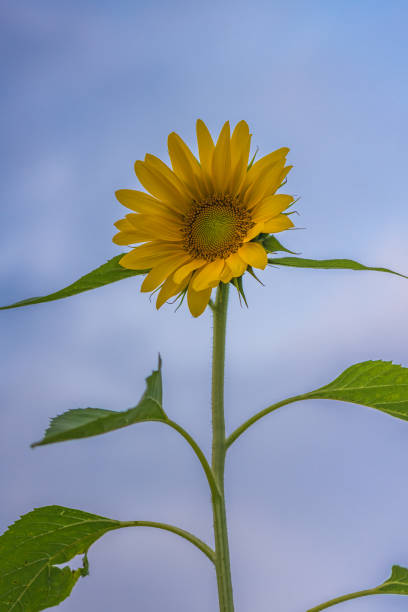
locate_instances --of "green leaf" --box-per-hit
[268,256,407,278]
[227,360,408,448]
[32,359,165,447]
[262,235,297,254]
[378,565,408,594]
[0,255,147,310]
[306,360,408,421]
[0,505,122,611]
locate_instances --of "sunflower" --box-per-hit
[113,120,294,317]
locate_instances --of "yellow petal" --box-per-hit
[173,258,207,284]
[141,253,190,292]
[211,121,231,193]
[127,213,183,242]
[238,242,267,269]
[114,218,134,232]
[144,154,195,207]
[225,252,247,277]
[115,189,170,215]
[119,243,179,269]
[208,279,221,288]
[126,208,181,227]
[156,274,191,310]
[228,151,248,194]
[144,154,186,192]
[192,259,224,291]
[187,283,212,317]
[134,160,189,213]
[244,222,264,242]
[273,165,293,194]
[244,159,286,208]
[263,214,295,233]
[220,265,233,283]
[253,166,293,205]
[230,120,251,172]
[247,147,289,182]
[196,119,215,173]
[251,194,294,222]
[113,231,150,245]
[168,132,203,198]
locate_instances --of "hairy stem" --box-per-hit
[211,283,235,612]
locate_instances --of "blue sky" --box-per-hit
[1,1,408,610]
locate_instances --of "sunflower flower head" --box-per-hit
[113,120,294,317]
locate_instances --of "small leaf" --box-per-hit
[0,255,147,310]
[0,506,122,611]
[32,360,165,447]
[307,360,408,421]
[268,256,407,278]
[378,565,408,594]
[262,235,297,254]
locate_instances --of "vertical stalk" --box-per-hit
[211,283,235,612]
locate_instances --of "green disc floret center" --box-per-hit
[182,194,254,261]
[194,208,236,248]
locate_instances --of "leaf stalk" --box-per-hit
[162,419,221,498]
[119,520,215,563]
[226,394,309,448]
[306,588,378,611]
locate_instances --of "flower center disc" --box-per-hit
[182,195,254,261]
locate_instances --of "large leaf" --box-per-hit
[306,360,408,421]
[228,360,408,447]
[268,256,407,278]
[0,255,146,310]
[0,506,121,611]
[32,360,165,447]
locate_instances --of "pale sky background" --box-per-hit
[1,1,408,611]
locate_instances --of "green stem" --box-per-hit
[119,520,215,563]
[211,283,235,612]
[307,588,378,611]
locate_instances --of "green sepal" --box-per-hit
[0,506,122,612]
[246,266,265,286]
[268,256,407,278]
[247,147,259,170]
[262,234,298,254]
[32,359,165,447]
[0,254,147,310]
[231,276,248,307]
